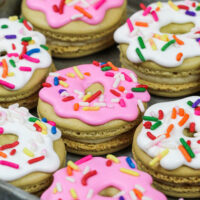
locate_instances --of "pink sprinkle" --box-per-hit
[75,155,93,165]
[195,109,200,116]
[143,6,152,16]
[121,72,132,82]
[126,93,134,99]
[0,62,2,66]
[151,10,159,22]
[7,53,19,57]
[119,99,126,107]
[22,54,40,63]
[0,127,4,134]
[0,80,15,89]
[126,18,134,32]
[48,121,56,126]
[0,160,19,169]
[94,0,106,9]
[105,72,114,77]
[19,66,32,72]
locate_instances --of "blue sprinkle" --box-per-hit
[119,196,125,200]
[26,48,40,56]
[196,38,200,42]
[51,126,57,134]
[54,77,59,86]
[101,62,106,65]
[59,89,66,94]
[42,117,47,123]
[185,10,196,16]
[5,35,16,39]
[192,98,200,108]
[126,157,135,169]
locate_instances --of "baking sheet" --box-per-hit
[0,0,199,199]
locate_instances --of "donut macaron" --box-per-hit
[22,0,127,58]
[114,0,200,97]
[0,17,54,109]
[38,62,150,155]
[133,96,200,198]
[41,155,167,200]
[0,104,66,194]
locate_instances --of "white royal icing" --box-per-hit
[114,1,200,67]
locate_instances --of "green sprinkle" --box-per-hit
[40,44,49,50]
[131,87,146,92]
[138,36,146,49]
[136,48,145,62]
[196,6,200,11]
[21,37,32,42]
[180,137,195,158]
[187,101,193,107]
[161,39,176,51]
[9,59,16,68]
[19,17,24,23]
[151,121,162,130]
[28,117,39,122]
[101,66,112,71]
[143,116,158,121]
[1,24,8,29]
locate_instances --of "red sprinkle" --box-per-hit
[62,96,75,102]
[12,43,16,50]
[147,131,156,140]
[101,63,108,68]
[0,141,19,151]
[189,122,195,133]
[81,170,97,186]
[187,140,191,146]
[42,82,52,87]
[110,89,121,97]
[177,5,189,10]
[10,149,16,156]
[192,2,196,7]
[53,4,59,12]
[197,140,200,144]
[58,76,67,81]
[158,110,164,120]
[33,123,42,132]
[136,84,148,89]
[144,121,152,129]
[140,3,146,10]
[86,90,102,103]
[28,155,45,164]
[195,31,200,34]
[59,0,65,14]
[93,61,100,66]
[23,20,32,31]
[106,160,112,167]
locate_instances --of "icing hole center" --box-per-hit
[0,134,18,146]
[183,128,194,138]
[0,50,7,57]
[160,22,194,34]
[85,82,104,95]
[98,186,121,197]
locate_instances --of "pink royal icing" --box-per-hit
[39,63,150,125]
[41,156,167,200]
[26,0,124,28]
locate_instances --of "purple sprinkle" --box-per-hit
[59,89,66,94]
[196,38,200,42]
[119,196,125,200]
[185,10,196,16]
[192,98,200,108]
[5,35,17,39]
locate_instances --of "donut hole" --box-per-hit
[0,50,7,57]
[0,134,18,146]
[98,186,121,197]
[183,128,194,138]
[160,22,195,34]
[85,82,104,95]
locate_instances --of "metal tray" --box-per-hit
[0,0,199,199]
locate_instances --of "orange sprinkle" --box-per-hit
[178,113,189,127]
[73,103,79,111]
[173,35,184,45]
[178,145,191,162]
[2,59,8,78]
[165,124,174,138]
[179,108,185,116]
[135,21,149,27]
[156,6,160,11]
[107,61,119,71]
[171,108,177,119]
[133,188,143,199]
[118,86,125,92]
[67,166,73,176]
[74,5,92,19]
[176,52,183,61]
[84,72,91,76]
[0,151,7,158]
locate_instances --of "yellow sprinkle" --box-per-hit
[65,0,73,4]
[59,80,69,88]
[8,72,15,77]
[106,154,120,163]
[73,66,84,79]
[82,107,100,111]
[35,120,47,130]
[23,147,34,157]
[149,38,157,51]
[66,73,75,78]
[157,1,162,8]
[149,148,169,167]
[9,16,18,21]
[70,188,78,199]
[52,187,57,194]
[41,130,47,135]
[67,161,79,171]
[28,40,35,45]
[83,93,91,101]
[120,168,139,176]
[168,0,179,11]
[161,34,169,42]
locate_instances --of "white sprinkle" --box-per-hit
[135,184,145,193]
[74,90,84,95]
[99,94,104,102]
[194,133,200,137]
[146,135,165,149]
[83,166,90,175]
[124,90,128,94]
[111,98,120,103]
[78,94,84,99]
[93,102,106,107]
[79,102,90,106]
[56,183,62,192]
[113,191,125,198]
[120,74,125,81]
[71,13,84,20]
[113,77,121,88]
[61,91,69,97]
[49,72,60,77]
[129,190,137,200]
[66,177,75,183]
[137,100,145,112]
[86,189,94,199]
[142,196,152,200]
[114,72,121,79]
[130,73,137,82]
